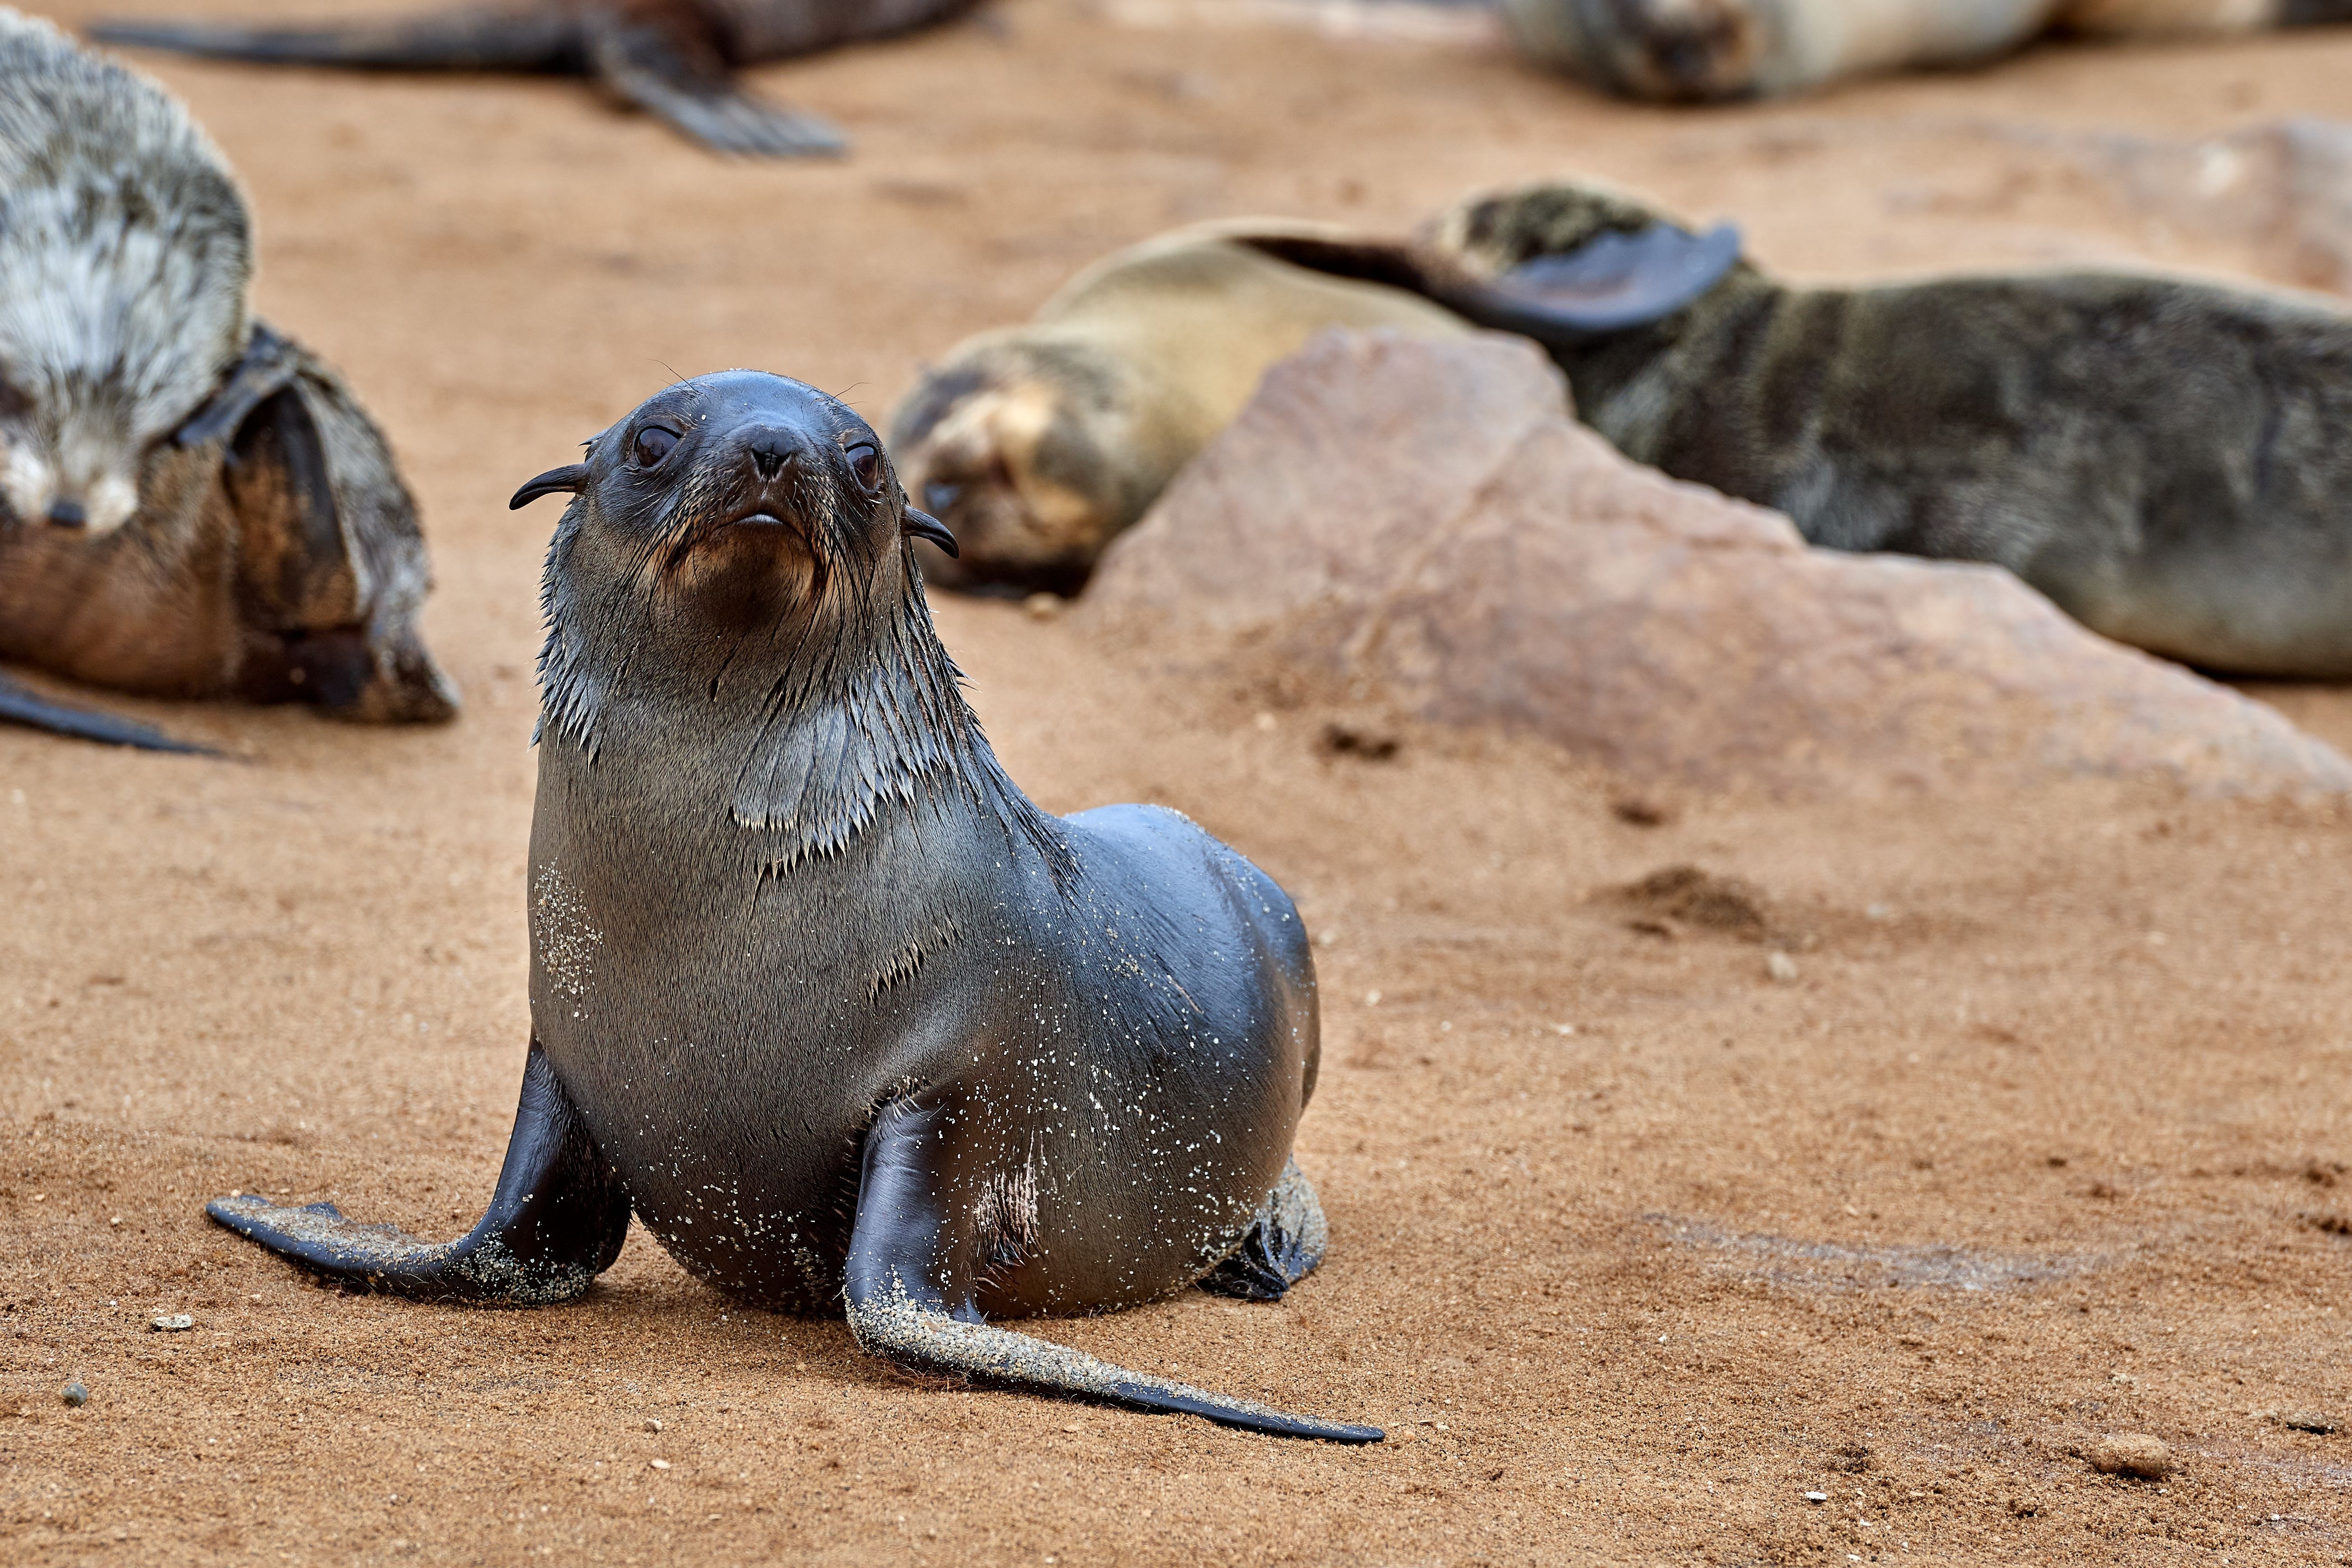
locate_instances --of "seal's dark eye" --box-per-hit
[632,425,679,468]
[845,442,882,490]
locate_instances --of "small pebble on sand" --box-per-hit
[1803,1490,1828,1503]
[2087,1434,2172,1480]
[2279,1411,2340,1435]
[1766,952,1800,983]
[150,1314,193,1332]
[649,1458,671,1471]
[644,1418,663,1433]
[61,1382,87,1407]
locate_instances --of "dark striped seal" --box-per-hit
[206,369,1380,1444]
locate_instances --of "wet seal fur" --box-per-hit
[92,0,985,156]
[1503,0,2352,102]
[0,10,456,751]
[205,369,1381,1443]
[1262,179,2352,678]
[888,218,1737,595]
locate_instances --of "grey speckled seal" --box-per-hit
[206,369,1380,1444]
[1258,179,2352,678]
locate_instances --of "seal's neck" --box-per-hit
[537,522,1069,883]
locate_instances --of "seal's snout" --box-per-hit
[743,427,797,483]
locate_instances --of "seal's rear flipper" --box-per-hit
[1197,1156,1329,1302]
[89,8,579,71]
[175,323,303,451]
[0,676,216,754]
[219,327,461,725]
[585,16,846,156]
[1239,221,1742,342]
[206,1044,631,1303]
[845,1102,1382,1444]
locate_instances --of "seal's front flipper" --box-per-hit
[585,16,845,156]
[0,676,216,755]
[1481,222,1743,334]
[89,8,579,71]
[1198,1157,1330,1302]
[844,1102,1382,1444]
[206,1044,630,1303]
[1239,221,1741,342]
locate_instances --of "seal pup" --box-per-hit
[889,219,1738,595]
[92,0,985,156]
[0,9,456,749]
[206,370,1382,1443]
[1503,0,2352,101]
[1269,179,2352,676]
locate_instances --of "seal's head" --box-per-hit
[514,371,959,747]
[887,334,1168,600]
[1500,0,1772,101]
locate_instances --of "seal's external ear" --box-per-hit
[509,465,590,510]
[902,506,958,558]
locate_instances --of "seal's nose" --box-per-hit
[744,428,796,482]
[46,497,85,529]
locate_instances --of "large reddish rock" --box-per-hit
[1080,329,2352,798]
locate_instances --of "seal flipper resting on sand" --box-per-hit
[0,677,213,753]
[90,0,985,156]
[207,370,1380,1444]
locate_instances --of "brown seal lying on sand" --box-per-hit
[206,370,1381,1443]
[1501,0,2352,103]
[92,0,986,156]
[0,9,454,753]
[888,218,1739,595]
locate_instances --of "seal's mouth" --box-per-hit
[708,506,814,548]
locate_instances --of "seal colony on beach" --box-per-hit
[0,9,455,751]
[889,219,1740,595]
[206,370,1381,1443]
[92,0,986,156]
[1501,0,2352,101]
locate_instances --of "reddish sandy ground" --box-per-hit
[5,3,2351,1563]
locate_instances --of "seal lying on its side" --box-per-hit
[888,219,1739,595]
[92,0,985,156]
[1503,0,2352,102]
[207,370,1381,1443]
[0,8,456,752]
[1257,180,2352,678]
